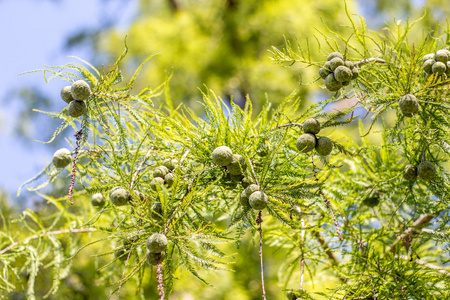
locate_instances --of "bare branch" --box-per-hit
[387,214,435,253]
[396,255,450,276]
[353,58,386,66]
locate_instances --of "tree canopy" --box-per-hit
[1,2,450,300]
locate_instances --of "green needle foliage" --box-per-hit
[2,12,450,300]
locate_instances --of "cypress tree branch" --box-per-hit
[130,146,152,189]
[313,230,340,265]
[273,123,303,130]
[117,244,135,299]
[256,211,267,300]
[164,176,195,235]
[92,91,131,101]
[0,228,97,255]
[397,255,450,276]
[353,58,386,66]
[247,157,260,187]
[68,128,83,205]
[300,219,305,290]
[313,230,348,283]
[387,214,435,254]
[157,262,165,299]
[311,152,343,241]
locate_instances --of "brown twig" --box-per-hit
[272,123,303,130]
[68,129,83,205]
[168,0,178,11]
[151,147,194,296]
[397,255,450,276]
[157,262,165,299]
[256,211,267,300]
[313,230,348,283]
[313,231,340,266]
[353,58,386,66]
[387,214,435,253]
[310,152,343,241]
[0,228,97,255]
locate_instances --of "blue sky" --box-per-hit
[0,0,137,202]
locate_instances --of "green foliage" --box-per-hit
[103,0,358,111]
[2,10,450,300]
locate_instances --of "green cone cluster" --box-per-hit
[150,202,163,221]
[146,233,168,265]
[319,52,359,92]
[109,187,131,206]
[296,119,333,156]
[91,193,105,207]
[108,187,145,206]
[362,191,381,208]
[151,162,176,190]
[256,142,270,157]
[239,184,269,210]
[398,94,419,117]
[52,148,72,168]
[422,49,450,80]
[114,247,129,261]
[61,80,91,118]
[212,146,250,189]
[212,146,234,166]
[403,161,436,181]
[114,237,137,262]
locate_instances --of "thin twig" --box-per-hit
[249,122,302,138]
[353,58,386,66]
[164,177,195,235]
[247,157,260,187]
[396,255,450,276]
[68,129,83,205]
[313,230,347,283]
[313,231,340,265]
[387,214,435,253]
[300,218,305,290]
[151,147,193,296]
[310,152,343,241]
[272,123,303,130]
[256,211,267,300]
[118,147,153,298]
[117,243,135,299]
[92,91,131,101]
[130,146,152,189]
[157,262,165,299]
[0,228,97,255]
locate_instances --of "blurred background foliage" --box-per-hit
[2,0,449,299]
